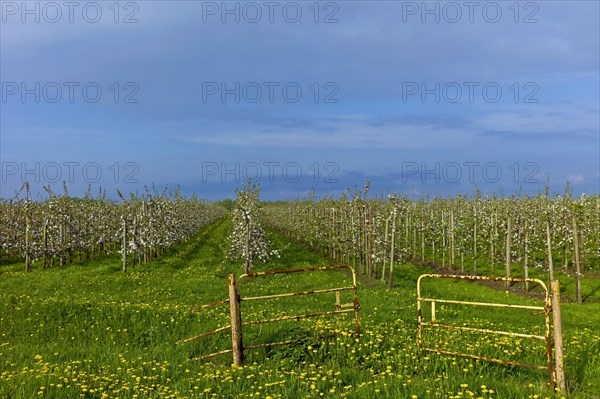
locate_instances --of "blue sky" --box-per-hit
[1,0,599,200]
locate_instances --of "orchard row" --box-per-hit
[0,183,226,271]
[264,183,600,303]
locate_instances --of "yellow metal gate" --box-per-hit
[183,266,360,365]
[417,274,555,385]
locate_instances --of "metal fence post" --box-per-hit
[229,274,244,366]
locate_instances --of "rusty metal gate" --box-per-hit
[183,266,360,365]
[417,274,555,385]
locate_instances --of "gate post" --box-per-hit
[229,274,244,366]
[551,280,566,392]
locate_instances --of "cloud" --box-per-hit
[2,1,598,198]
[173,115,476,150]
[567,174,585,184]
[479,130,596,141]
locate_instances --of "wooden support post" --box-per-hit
[420,216,425,263]
[473,207,477,273]
[60,220,65,266]
[245,214,251,274]
[335,291,341,311]
[551,280,566,393]
[505,215,512,288]
[450,209,455,269]
[388,214,396,289]
[122,219,127,273]
[352,284,360,337]
[442,213,446,268]
[43,222,48,269]
[524,229,529,292]
[431,301,436,324]
[381,217,388,284]
[546,219,554,283]
[572,212,582,304]
[25,215,31,273]
[229,274,244,366]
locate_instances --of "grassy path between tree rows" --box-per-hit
[1,218,599,398]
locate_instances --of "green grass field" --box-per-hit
[1,218,599,398]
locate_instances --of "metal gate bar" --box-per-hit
[420,322,546,341]
[243,309,355,326]
[237,265,361,363]
[419,298,545,311]
[244,333,339,350]
[421,348,549,370]
[189,298,229,311]
[417,274,553,385]
[182,324,232,343]
[190,348,233,362]
[241,286,354,302]
[184,265,360,366]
